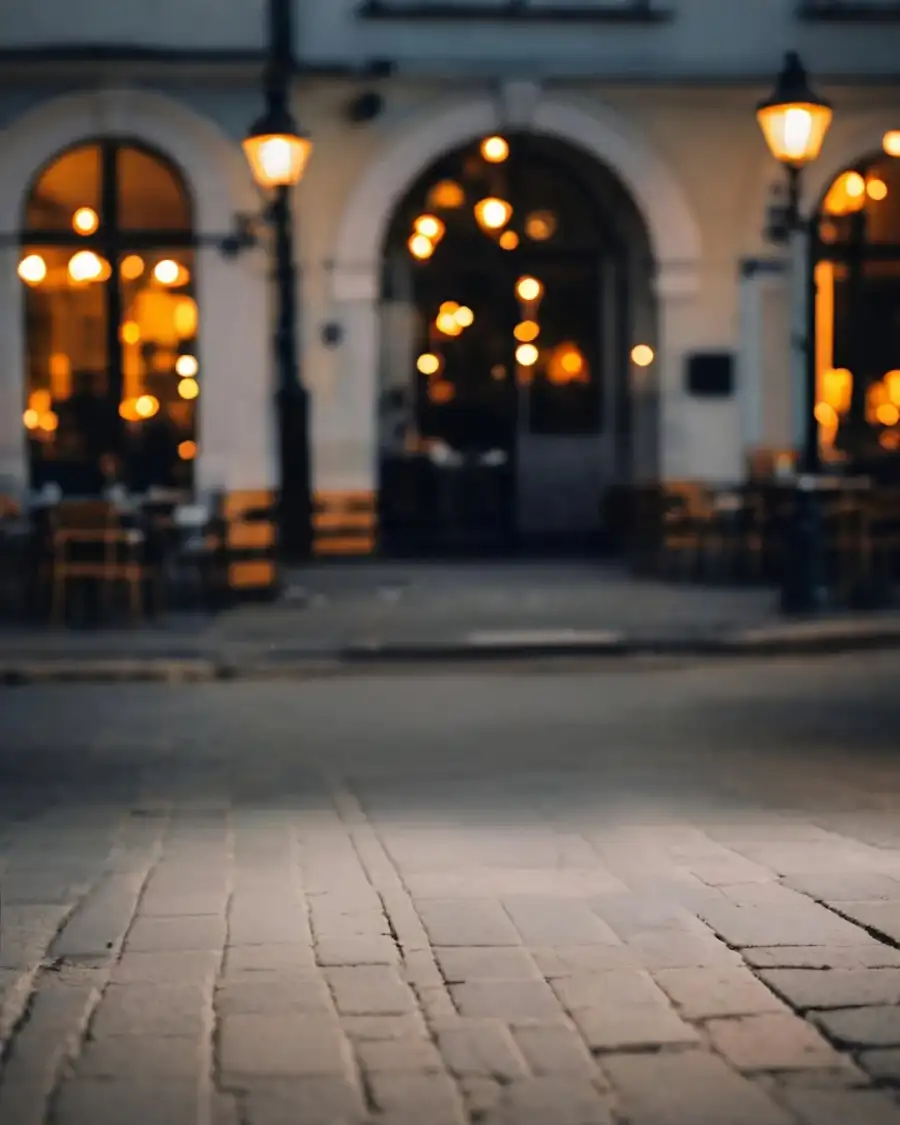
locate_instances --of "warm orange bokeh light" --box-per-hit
[178,440,198,460]
[474,197,512,232]
[72,207,99,235]
[121,254,145,280]
[417,353,441,376]
[414,214,445,243]
[631,345,655,368]
[427,180,465,210]
[178,378,200,401]
[515,276,543,303]
[515,343,539,367]
[408,234,435,261]
[499,231,519,251]
[428,380,456,404]
[480,136,509,164]
[514,321,540,343]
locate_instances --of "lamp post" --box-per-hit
[241,0,313,561]
[756,51,834,613]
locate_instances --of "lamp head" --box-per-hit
[242,106,312,189]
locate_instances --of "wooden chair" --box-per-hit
[49,500,152,625]
[660,482,714,580]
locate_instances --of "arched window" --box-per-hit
[814,154,900,467]
[377,131,652,551]
[18,140,199,496]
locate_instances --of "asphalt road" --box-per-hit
[3,652,900,1124]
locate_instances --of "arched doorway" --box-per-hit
[18,140,199,496]
[376,131,654,555]
[813,152,900,473]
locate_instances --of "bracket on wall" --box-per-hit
[215,210,267,257]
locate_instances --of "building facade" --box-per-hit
[0,0,898,553]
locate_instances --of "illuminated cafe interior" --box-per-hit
[18,141,199,500]
[813,156,900,469]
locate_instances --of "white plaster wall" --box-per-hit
[0,86,271,501]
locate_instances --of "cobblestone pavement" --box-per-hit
[3,652,900,1123]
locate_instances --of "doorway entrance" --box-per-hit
[377,132,648,556]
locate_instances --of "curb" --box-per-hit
[2,623,900,682]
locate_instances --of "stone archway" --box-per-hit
[320,90,703,513]
[0,87,271,498]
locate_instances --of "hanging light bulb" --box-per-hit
[408,233,435,260]
[414,215,446,243]
[68,251,105,283]
[515,276,543,303]
[17,254,47,285]
[474,197,512,233]
[72,207,99,235]
[480,136,510,164]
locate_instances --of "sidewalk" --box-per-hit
[2,561,900,681]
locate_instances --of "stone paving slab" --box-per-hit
[4,664,900,1122]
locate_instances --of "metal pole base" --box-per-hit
[779,481,829,616]
[277,384,311,563]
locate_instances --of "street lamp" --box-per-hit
[757,51,834,613]
[239,0,313,561]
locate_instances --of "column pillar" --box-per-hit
[654,261,700,481]
[195,243,274,500]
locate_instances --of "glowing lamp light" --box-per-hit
[178,440,198,461]
[178,378,200,401]
[886,371,900,407]
[121,254,145,281]
[242,108,312,189]
[408,234,435,261]
[439,301,460,316]
[121,321,141,346]
[414,215,445,243]
[475,197,512,232]
[68,251,104,283]
[631,344,655,368]
[877,402,900,427]
[436,313,462,337]
[135,394,159,419]
[72,207,99,235]
[174,298,199,338]
[514,321,540,343]
[756,52,832,167]
[30,389,52,413]
[480,136,510,164]
[867,178,888,202]
[154,259,184,286]
[884,131,900,158]
[176,354,199,378]
[515,343,539,367]
[17,254,47,285]
[417,353,441,376]
[454,306,474,328]
[23,409,39,430]
[814,401,838,427]
[525,211,557,241]
[824,171,867,216]
[427,180,465,210]
[515,276,543,303]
